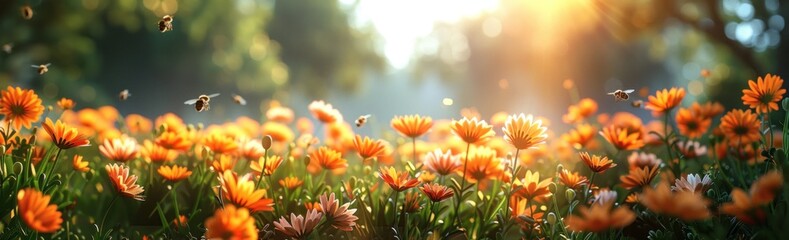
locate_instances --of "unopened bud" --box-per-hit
[556,164,564,173]
[546,212,557,225]
[565,189,576,201]
[548,182,557,193]
[262,135,273,150]
[303,155,311,166]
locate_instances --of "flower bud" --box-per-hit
[303,155,311,166]
[556,164,564,173]
[548,182,557,193]
[565,189,576,201]
[262,135,273,150]
[546,212,557,225]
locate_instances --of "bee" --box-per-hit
[158,15,173,33]
[31,63,50,75]
[2,43,12,54]
[21,5,33,20]
[631,100,643,108]
[119,89,131,101]
[355,114,371,127]
[607,89,635,102]
[184,93,220,112]
[232,94,246,105]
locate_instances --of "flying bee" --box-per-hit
[631,100,643,108]
[607,89,635,102]
[2,43,12,54]
[21,5,33,20]
[158,15,173,33]
[119,89,131,100]
[355,114,371,128]
[184,93,220,112]
[232,94,246,105]
[31,63,50,75]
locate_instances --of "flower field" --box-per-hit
[0,74,788,240]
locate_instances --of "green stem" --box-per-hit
[505,148,520,221]
[584,172,597,202]
[45,148,63,186]
[171,182,181,227]
[454,142,471,225]
[392,191,400,227]
[99,196,119,237]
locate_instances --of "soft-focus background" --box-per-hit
[0,0,787,132]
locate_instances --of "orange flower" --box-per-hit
[238,139,265,160]
[719,109,761,146]
[562,98,598,124]
[155,131,192,151]
[218,170,274,212]
[99,137,138,162]
[72,155,89,172]
[0,86,44,129]
[261,121,294,143]
[172,215,188,229]
[489,111,509,128]
[512,170,552,200]
[640,181,711,221]
[250,155,283,176]
[30,146,45,166]
[305,202,322,212]
[273,210,323,239]
[564,201,635,232]
[418,171,436,183]
[140,140,178,163]
[420,183,454,202]
[319,192,359,231]
[675,107,711,139]
[691,102,724,119]
[423,149,461,176]
[579,152,617,173]
[157,165,192,182]
[502,114,548,150]
[125,114,153,134]
[750,171,783,205]
[742,73,786,113]
[266,101,295,123]
[644,87,685,116]
[561,123,596,149]
[56,98,75,110]
[378,166,419,192]
[627,152,662,170]
[279,176,304,190]
[391,114,433,138]
[308,100,343,124]
[17,188,63,233]
[352,135,386,160]
[296,117,314,134]
[211,155,235,173]
[459,146,505,184]
[720,171,782,225]
[404,192,421,213]
[203,133,238,155]
[204,205,258,239]
[675,140,707,159]
[599,125,644,150]
[510,196,544,229]
[42,118,90,149]
[105,163,145,201]
[451,117,495,144]
[310,146,347,171]
[558,169,589,189]
[620,166,659,189]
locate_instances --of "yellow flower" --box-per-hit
[391,114,433,138]
[644,87,685,116]
[72,155,89,172]
[157,165,192,182]
[204,205,258,239]
[451,117,495,144]
[502,114,548,150]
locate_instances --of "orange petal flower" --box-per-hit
[105,163,145,201]
[502,114,548,150]
[561,123,596,149]
[219,171,274,212]
[204,205,258,239]
[250,155,283,176]
[211,155,235,173]
[391,114,433,138]
[512,170,552,201]
[420,183,454,202]
[279,176,304,190]
[558,169,589,189]
[459,146,506,185]
[378,166,419,192]
[742,73,786,113]
[157,165,192,182]
[203,133,238,155]
[562,98,598,124]
[691,102,724,119]
[0,86,44,129]
[750,171,783,205]
[17,188,63,233]
[140,140,178,163]
[72,155,89,172]
[125,114,153,134]
[261,121,294,143]
[309,146,347,171]
[451,117,495,144]
[675,107,711,139]
[644,87,685,116]
[564,201,635,232]
[510,196,544,229]
[719,109,761,146]
[599,125,644,150]
[640,181,711,221]
[238,139,265,160]
[579,152,617,173]
[620,166,659,190]
[99,137,138,162]
[155,131,192,151]
[266,101,295,124]
[423,149,461,176]
[56,98,75,110]
[352,135,386,160]
[308,100,343,124]
[42,118,90,149]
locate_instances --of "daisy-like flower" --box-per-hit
[620,166,659,190]
[418,171,436,183]
[140,140,178,163]
[749,171,783,205]
[451,117,495,144]
[641,181,711,221]
[420,183,454,202]
[742,73,786,113]
[561,123,596,149]
[672,173,712,194]
[423,149,461,176]
[379,166,419,192]
[579,152,617,173]
[719,109,761,146]
[691,102,725,119]
[558,169,589,189]
[502,114,548,150]
[510,196,544,229]
[261,121,294,143]
[42,118,90,149]
[273,210,323,239]
[675,107,711,139]
[0,86,44,129]
[599,125,644,150]
[310,146,347,171]
[644,87,685,116]
[305,202,322,212]
[593,189,617,205]
[17,188,63,233]
[105,163,145,201]
[56,98,75,110]
[172,215,188,229]
[125,114,153,134]
[562,98,598,124]
[319,192,358,231]
[218,170,274,212]
[675,140,707,159]
[352,135,386,160]
[564,201,635,232]
[627,152,662,170]
[99,137,138,162]
[512,170,552,201]
[204,205,258,239]
[308,100,343,124]
[720,171,783,224]
[404,192,421,213]
[238,139,265,160]
[279,176,304,190]
[250,155,283,176]
[203,133,238,155]
[155,131,191,151]
[459,146,506,184]
[72,155,89,172]
[391,114,433,138]
[210,155,234,173]
[266,101,295,123]
[157,165,192,182]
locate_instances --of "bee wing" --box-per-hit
[31,65,39,68]
[184,98,199,105]
[237,97,247,105]
[44,63,51,67]
[622,89,635,93]
[606,92,616,95]
[206,93,220,98]
[362,114,371,119]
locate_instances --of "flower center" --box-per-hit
[11,105,25,116]
[734,126,750,135]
